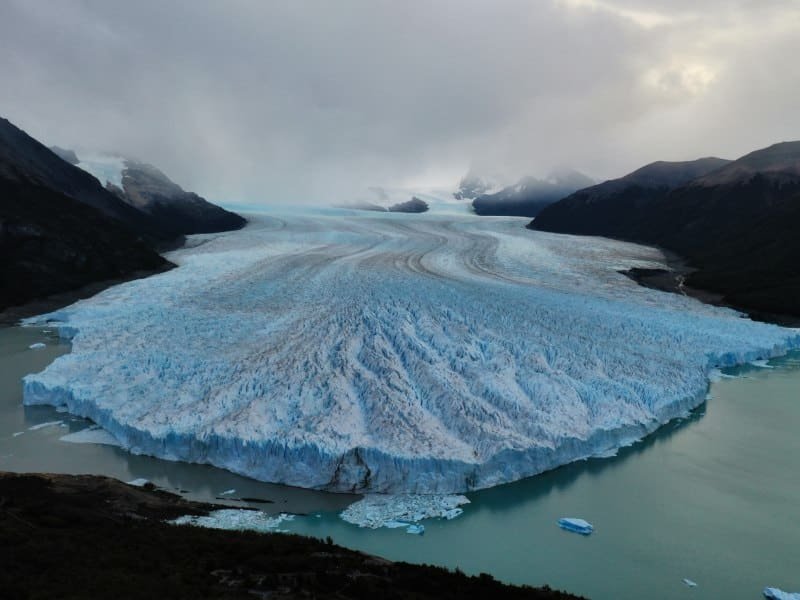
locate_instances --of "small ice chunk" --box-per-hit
[219,489,236,496]
[60,427,122,447]
[170,509,294,532]
[558,517,594,535]
[28,420,63,431]
[29,342,46,350]
[12,431,24,437]
[127,478,150,487]
[683,578,698,588]
[764,588,800,600]
[751,360,774,369]
[405,524,425,535]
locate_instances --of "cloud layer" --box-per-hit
[1,0,798,203]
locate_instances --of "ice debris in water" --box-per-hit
[683,578,698,588]
[764,588,800,600]
[170,509,294,533]
[127,478,150,487]
[21,207,800,493]
[60,426,121,447]
[340,494,470,530]
[28,343,46,350]
[28,420,63,431]
[219,489,236,496]
[558,517,594,535]
[750,360,774,369]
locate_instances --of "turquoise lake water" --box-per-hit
[1,325,798,599]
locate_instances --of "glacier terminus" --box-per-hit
[22,202,800,493]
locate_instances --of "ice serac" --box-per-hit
[22,204,800,493]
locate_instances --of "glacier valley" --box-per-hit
[22,203,800,493]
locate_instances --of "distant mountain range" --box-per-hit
[471,168,595,217]
[0,116,245,315]
[532,143,800,319]
[452,173,500,201]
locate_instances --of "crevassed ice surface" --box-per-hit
[23,203,800,493]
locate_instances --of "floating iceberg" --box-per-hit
[22,206,800,493]
[28,342,46,350]
[764,588,800,600]
[682,578,698,588]
[340,494,470,529]
[28,420,63,431]
[170,509,294,533]
[557,517,594,535]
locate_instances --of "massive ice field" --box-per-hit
[24,201,800,493]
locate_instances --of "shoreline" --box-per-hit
[0,471,581,599]
[621,264,800,328]
[0,263,176,326]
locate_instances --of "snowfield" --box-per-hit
[23,203,800,493]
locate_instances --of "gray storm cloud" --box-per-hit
[1,0,798,203]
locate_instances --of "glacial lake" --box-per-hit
[2,323,799,599]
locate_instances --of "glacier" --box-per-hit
[22,202,800,493]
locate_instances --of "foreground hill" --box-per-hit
[532,146,800,319]
[0,472,579,600]
[472,169,594,217]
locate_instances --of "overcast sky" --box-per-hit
[1,0,798,203]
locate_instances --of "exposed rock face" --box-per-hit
[118,160,246,236]
[388,196,428,213]
[0,118,170,241]
[49,145,79,164]
[533,146,800,318]
[472,169,594,217]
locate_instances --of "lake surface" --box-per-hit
[2,324,798,599]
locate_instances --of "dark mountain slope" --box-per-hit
[472,169,594,217]
[0,166,171,312]
[0,118,171,241]
[530,157,730,236]
[118,160,246,236]
[532,145,800,318]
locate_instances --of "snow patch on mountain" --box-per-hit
[75,153,126,189]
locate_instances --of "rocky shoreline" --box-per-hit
[0,472,581,599]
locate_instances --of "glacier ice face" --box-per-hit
[22,204,800,493]
[60,426,122,447]
[764,588,800,600]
